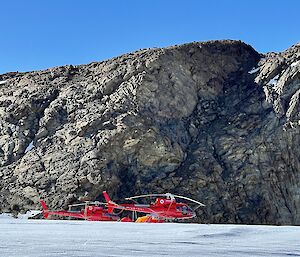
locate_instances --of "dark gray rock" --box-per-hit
[0,40,300,225]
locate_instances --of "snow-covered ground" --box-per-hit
[0,218,299,257]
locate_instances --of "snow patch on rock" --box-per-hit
[0,210,41,219]
[24,141,34,153]
[291,60,300,67]
[267,74,279,86]
[248,67,260,74]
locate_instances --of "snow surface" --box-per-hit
[0,80,7,85]
[0,218,299,257]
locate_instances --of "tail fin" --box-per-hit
[40,200,49,219]
[103,191,115,214]
[103,191,111,203]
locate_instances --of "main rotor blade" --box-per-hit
[68,201,107,207]
[68,203,86,207]
[126,193,205,206]
[87,201,107,205]
[172,194,206,206]
[125,194,168,200]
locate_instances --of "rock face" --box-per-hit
[0,40,300,224]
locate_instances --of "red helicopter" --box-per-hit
[40,191,205,223]
[40,200,120,221]
[103,191,205,223]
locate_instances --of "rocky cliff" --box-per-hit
[0,40,300,225]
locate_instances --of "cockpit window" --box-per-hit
[177,206,192,215]
[182,206,188,215]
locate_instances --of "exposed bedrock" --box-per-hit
[0,40,299,224]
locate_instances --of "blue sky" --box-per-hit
[1,0,299,74]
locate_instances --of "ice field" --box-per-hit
[0,216,300,257]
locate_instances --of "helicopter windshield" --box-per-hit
[176,205,192,215]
